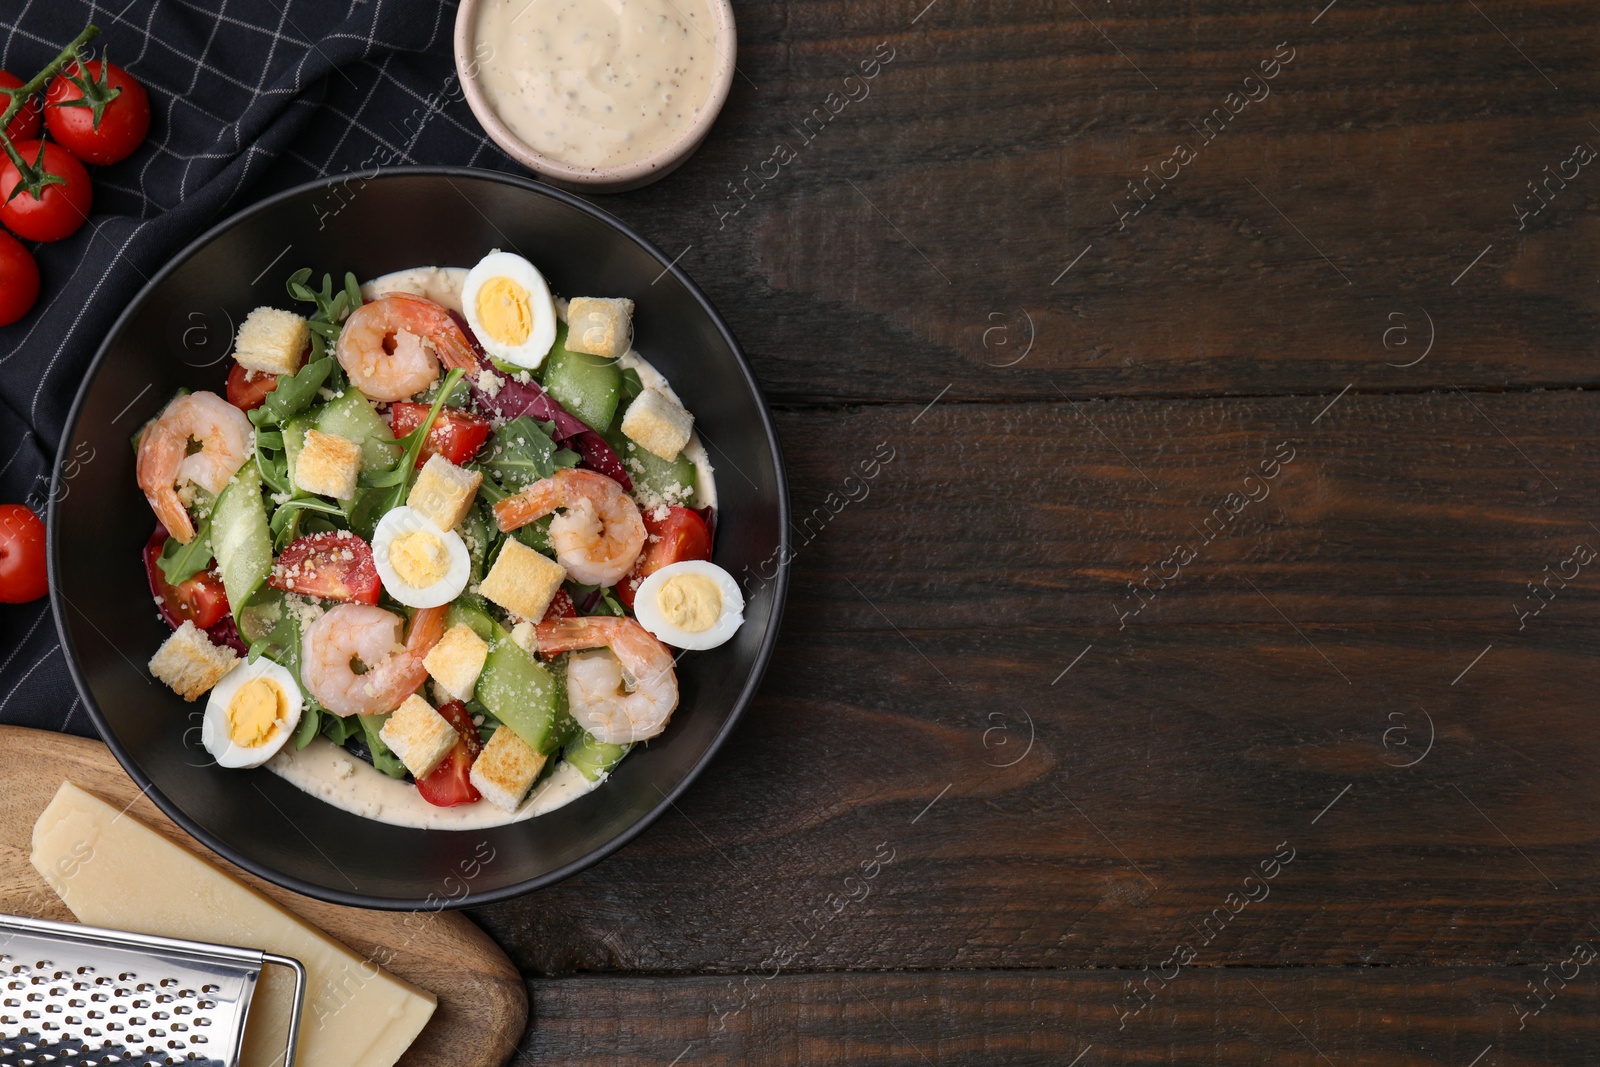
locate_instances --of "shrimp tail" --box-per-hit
[147,489,196,544]
[407,605,448,653]
[533,617,610,655]
[493,478,562,532]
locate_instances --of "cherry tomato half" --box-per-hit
[0,140,92,242]
[267,531,381,604]
[415,700,484,807]
[142,525,229,628]
[0,504,47,604]
[0,230,39,327]
[0,72,42,142]
[226,362,279,411]
[617,506,712,608]
[45,59,150,166]
[388,403,492,468]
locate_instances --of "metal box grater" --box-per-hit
[0,913,304,1067]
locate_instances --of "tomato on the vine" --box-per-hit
[0,230,39,327]
[0,140,91,242]
[415,701,484,807]
[44,58,149,166]
[617,506,712,608]
[0,504,47,604]
[0,72,42,142]
[226,363,279,411]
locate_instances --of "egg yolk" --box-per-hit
[655,573,722,633]
[476,276,532,347]
[227,678,284,747]
[391,529,450,587]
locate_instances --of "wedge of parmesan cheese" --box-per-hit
[29,781,436,1067]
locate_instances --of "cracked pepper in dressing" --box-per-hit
[473,0,721,170]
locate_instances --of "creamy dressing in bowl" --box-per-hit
[471,0,725,171]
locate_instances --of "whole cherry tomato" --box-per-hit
[0,140,92,242]
[0,504,48,604]
[0,230,39,327]
[0,71,42,142]
[45,58,149,165]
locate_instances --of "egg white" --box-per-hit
[202,657,303,769]
[632,560,745,651]
[461,251,557,369]
[371,505,471,608]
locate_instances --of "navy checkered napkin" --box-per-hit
[0,0,518,734]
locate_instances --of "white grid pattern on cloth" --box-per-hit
[0,0,506,735]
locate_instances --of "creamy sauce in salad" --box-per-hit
[471,0,723,170]
[262,265,716,830]
[267,737,605,829]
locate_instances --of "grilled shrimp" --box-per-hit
[301,603,446,717]
[335,293,477,402]
[535,616,678,743]
[493,468,646,586]
[135,390,253,544]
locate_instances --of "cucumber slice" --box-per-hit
[445,594,497,642]
[562,730,631,781]
[210,462,273,624]
[543,322,620,431]
[315,389,400,471]
[475,633,574,755]
[624,445,698,506]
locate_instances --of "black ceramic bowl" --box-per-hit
[48,168,789,909]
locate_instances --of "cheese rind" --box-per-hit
[29,781,436,1067]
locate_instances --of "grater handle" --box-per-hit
[260,951,308,1067]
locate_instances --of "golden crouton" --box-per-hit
[149,621,239,701]
[295,429,362,499]
[408,454,482,531]
[423,623,490,702]
[469,726,546,811]
[479,539,566,622]
[234,307,309,376]
[564,297,634,360]
[621,388,693,462]
[378,694,459,779]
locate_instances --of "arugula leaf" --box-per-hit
[156,521,214,585]
[249,356,333,428]
[481,416,579,492]
[284,269,363,362]
[294,706,322,750]
[321,714,362,746]
[358,713,408,779]
[253,427,292,496]
[269,495,344,536]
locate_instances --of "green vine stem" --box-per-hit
[0,24,99,174]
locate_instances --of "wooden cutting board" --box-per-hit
[0,725,526,1067]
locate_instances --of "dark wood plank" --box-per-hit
[612,0,1600,403]
[518,968,1600,1064]
[475,391,1600,974]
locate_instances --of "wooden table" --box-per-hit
[469,2,1600,1062]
